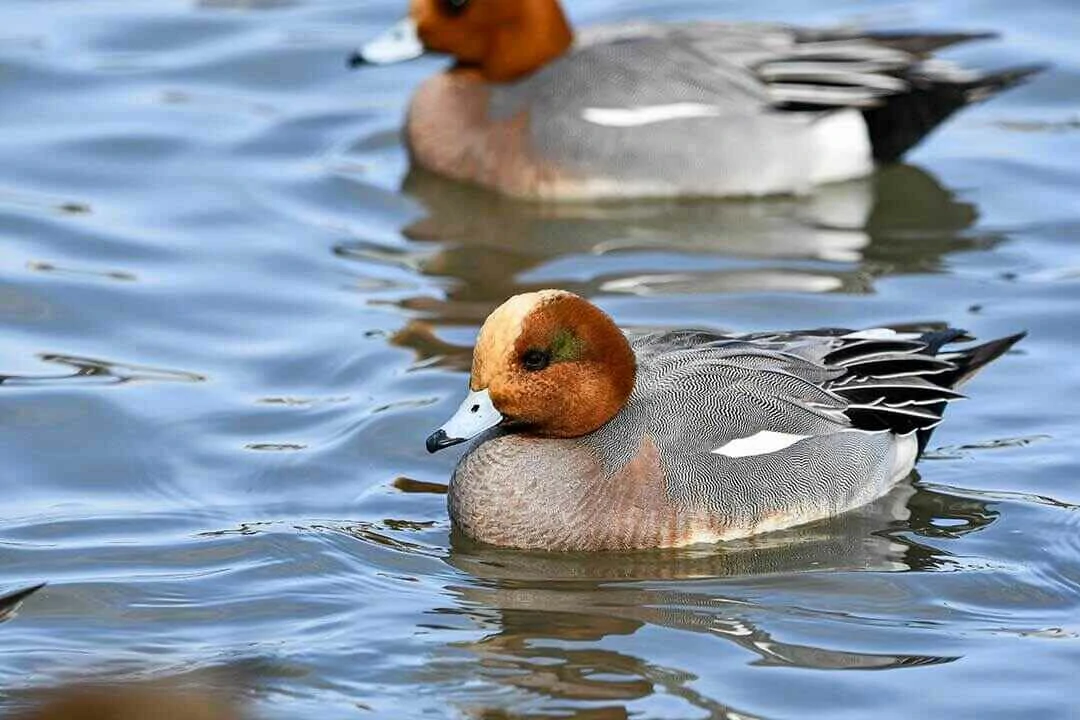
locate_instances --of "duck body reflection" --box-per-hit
[375,164,988,346]
[416,479,1002,717]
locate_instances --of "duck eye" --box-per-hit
[521,349,551,372]
[440,0,470,16]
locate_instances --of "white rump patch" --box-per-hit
[582,103,723,128]
[712,430,810,458]
[889,432,920,484]
[809,109,873,184]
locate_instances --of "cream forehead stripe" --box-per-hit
[473,290,573,384]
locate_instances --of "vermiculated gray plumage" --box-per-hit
[484,22,1043,195]
[587,328,1019,516]
[448,325,1022,549]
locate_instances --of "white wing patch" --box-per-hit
[712,430,810,458]
[842,328,923,341]
[582,103,724,127]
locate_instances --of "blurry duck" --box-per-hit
[13,681,243,720]
[352,0,1044,199]
[1,586,247,719]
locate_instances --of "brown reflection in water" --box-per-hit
[12,681,244,720]
[393,476,449,494]
[8,663,288,720]
[390,318,473,372]
[424,480,995,718]
[7,661,264,720]
[371,164,996,369]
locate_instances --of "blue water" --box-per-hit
[1,0,1078,717]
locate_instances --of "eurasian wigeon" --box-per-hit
[353,0,1043,200]
[426,290,1022,551]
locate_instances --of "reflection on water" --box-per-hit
[424,480,996,716]
[7,663,265,720]
[375,164,994,371]
[397,164,984,303]
[0,354,205,387]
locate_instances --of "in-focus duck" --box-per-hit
[426,290,1022,551]
[352,0,1043,200]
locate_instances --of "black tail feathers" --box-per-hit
[864,30,998,56]
[865,63,1048,162]
[936,331,1027,389]
[913,330,1024,454]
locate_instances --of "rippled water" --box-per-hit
[1,0,1078,717]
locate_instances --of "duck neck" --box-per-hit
[565,331,636,438]
[482,0,573,82]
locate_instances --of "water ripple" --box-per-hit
[0,354,205,387]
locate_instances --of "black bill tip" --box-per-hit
[426,429,465,454]
[347,51,368,69]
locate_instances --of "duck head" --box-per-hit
[352,0,574,83]
[427,290,636,452]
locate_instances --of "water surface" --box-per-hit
[1,0,1078,717]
